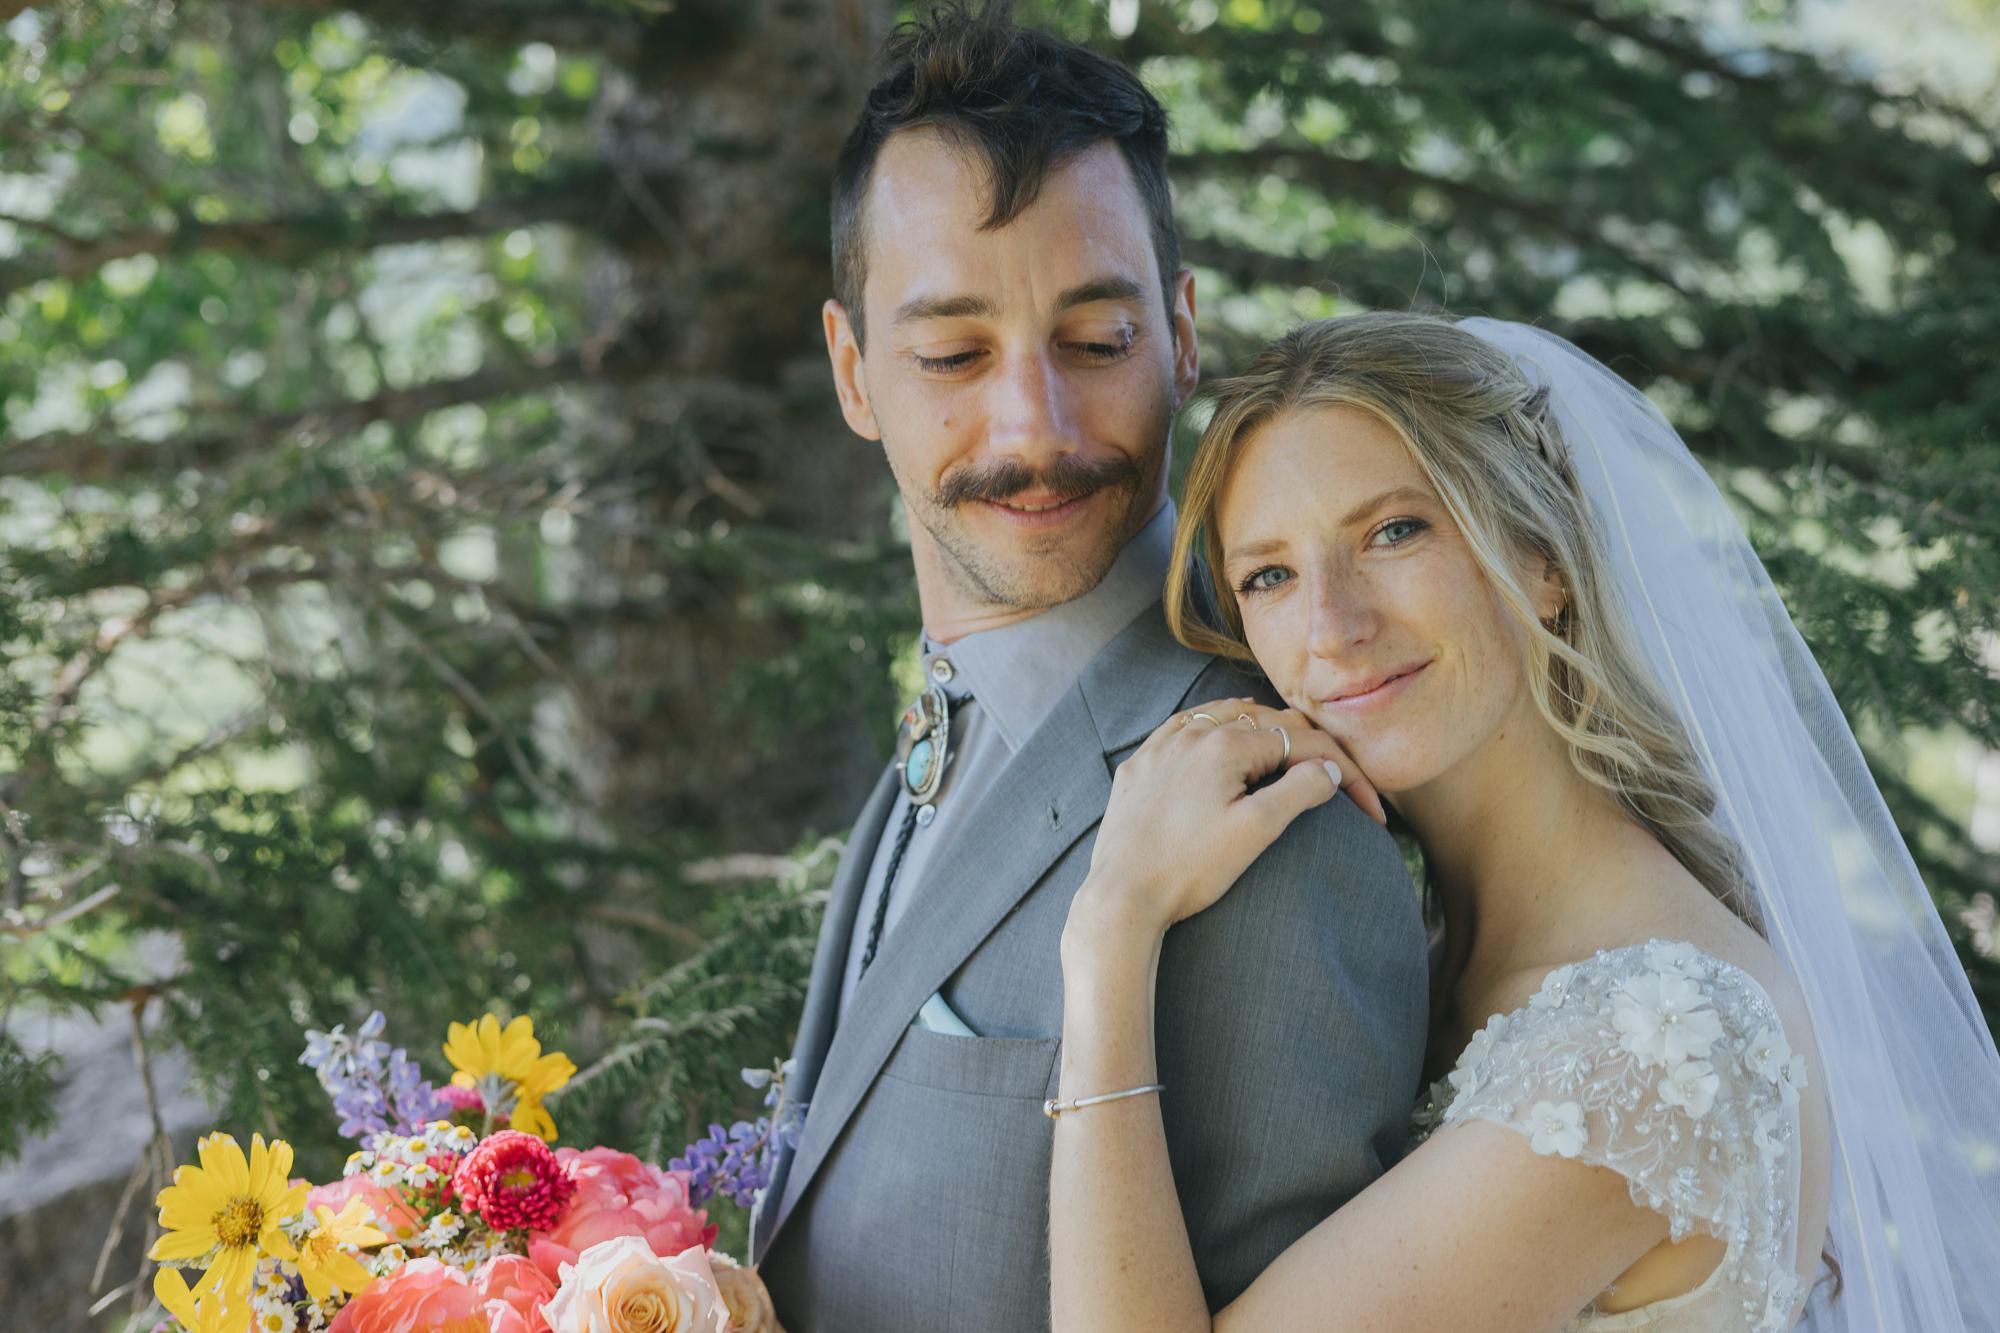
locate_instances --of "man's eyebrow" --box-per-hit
[1054,276,1146,311]
[892,293,998,326]
[892,277,1147,329]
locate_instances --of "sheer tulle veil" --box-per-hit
[1458,318,2000,1329]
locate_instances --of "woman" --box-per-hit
[1048,314,2000,1331]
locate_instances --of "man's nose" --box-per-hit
[1305,564,1379,657]
[982,349,1079,462]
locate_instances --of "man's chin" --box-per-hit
[949,541,1125,614]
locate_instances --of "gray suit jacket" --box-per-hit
[752,604,1428,1331]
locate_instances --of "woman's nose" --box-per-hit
[1304,566,1379,657]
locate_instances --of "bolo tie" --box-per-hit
[857,677,968,979]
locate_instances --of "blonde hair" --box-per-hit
[1167,312,1759,927]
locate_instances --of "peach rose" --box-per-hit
[542,1235,730,1333]
[707,1253,784,1333]
[307,1174,424,1246]
[326,1258,486,1333]
[475,1254,559,1333]
[530,1148,714,1285]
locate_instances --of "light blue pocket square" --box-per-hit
[915,990,978,1036]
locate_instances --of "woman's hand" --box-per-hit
[1071,698,1386,940]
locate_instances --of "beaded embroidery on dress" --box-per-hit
[1410,940,1809,1331]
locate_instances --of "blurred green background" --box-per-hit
[2,0,1998,1325]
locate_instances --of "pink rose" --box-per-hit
[542,1235,730,1333]
[327,1258,486,1333]
[475,1254,559,1333]
[307,1174,424,1246]
[530,1148,715,1283]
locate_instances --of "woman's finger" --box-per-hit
[1318,750,1389,826]
[1238,753,1341,837]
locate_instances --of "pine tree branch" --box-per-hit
[232,0,743,74]
[1179,234,1455,310]
[1175,148,1682,290]
[2,349,596,482]
[0,173,614,302]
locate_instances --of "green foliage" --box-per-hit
[0,6,1996,1304]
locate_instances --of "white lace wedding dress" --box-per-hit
[1410,939,1812,1331]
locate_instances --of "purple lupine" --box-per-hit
[299,1009,451,1145]
[671,1060,805,1209]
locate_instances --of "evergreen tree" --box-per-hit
[1,0,1994,1320]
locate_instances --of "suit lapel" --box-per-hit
[751,762,897,1260]
[763,606,1214,1248]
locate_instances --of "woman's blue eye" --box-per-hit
[1375,517,1428,545]
[1238,566,1293,594]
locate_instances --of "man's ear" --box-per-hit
[1169,267,1199,410]
[824,299,882,441]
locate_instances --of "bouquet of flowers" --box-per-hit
[144,1011,796,1333]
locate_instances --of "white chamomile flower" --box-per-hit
[1658,1058,1721,1119]
[1529,964,1579,1011]
[1612,971,1726,1068]
[1528,1100,1588,1158]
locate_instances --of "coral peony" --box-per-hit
[530,1148,715,1284]
[708,1252,785,1333]
[454,1130,576,1233]
[326,1257,487,1333]
[542,1235,730,1333]
[306,1174,424,1246]
[475,1253,559,1333]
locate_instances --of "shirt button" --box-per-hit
[929,657,955,684]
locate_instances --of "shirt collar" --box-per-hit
[920,501,1176,752]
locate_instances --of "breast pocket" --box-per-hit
[874,1028,1064,1331]
[881,1025,1063,1100]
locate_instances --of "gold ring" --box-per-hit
[1235,713,1258,728]
[1273,725,1291,764]
[1184,711,1222,728]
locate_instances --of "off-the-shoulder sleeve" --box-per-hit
[1437,940,1810,1329]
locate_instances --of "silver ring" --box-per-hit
[1184,711,1221,729]
[1273,725,1290,764]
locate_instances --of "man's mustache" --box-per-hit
[935,453,1144,509]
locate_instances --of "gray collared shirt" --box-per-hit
[835,501,1177,1022]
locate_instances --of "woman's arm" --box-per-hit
[1049,891,1205,1332]
[1048,701,1678,1333]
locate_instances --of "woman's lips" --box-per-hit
[1320,659,1432,711]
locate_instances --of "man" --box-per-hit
[750,7,1429,1328]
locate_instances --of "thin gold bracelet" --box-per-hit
[1042,1082,1165,1119]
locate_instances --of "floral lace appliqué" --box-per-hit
[1411,940,1809,1332]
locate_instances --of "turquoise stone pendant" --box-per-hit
[897,683,952,805]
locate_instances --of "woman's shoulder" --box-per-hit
[1431,935,1814,1147]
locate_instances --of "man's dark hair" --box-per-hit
[830,2,1180,349]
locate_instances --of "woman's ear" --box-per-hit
[1535,556,1569,632]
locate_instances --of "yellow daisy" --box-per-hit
[149,1133,306,1298]
[443,1013,576,1142]
[294,1195,387,1303]
[154,1266,253,1333]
